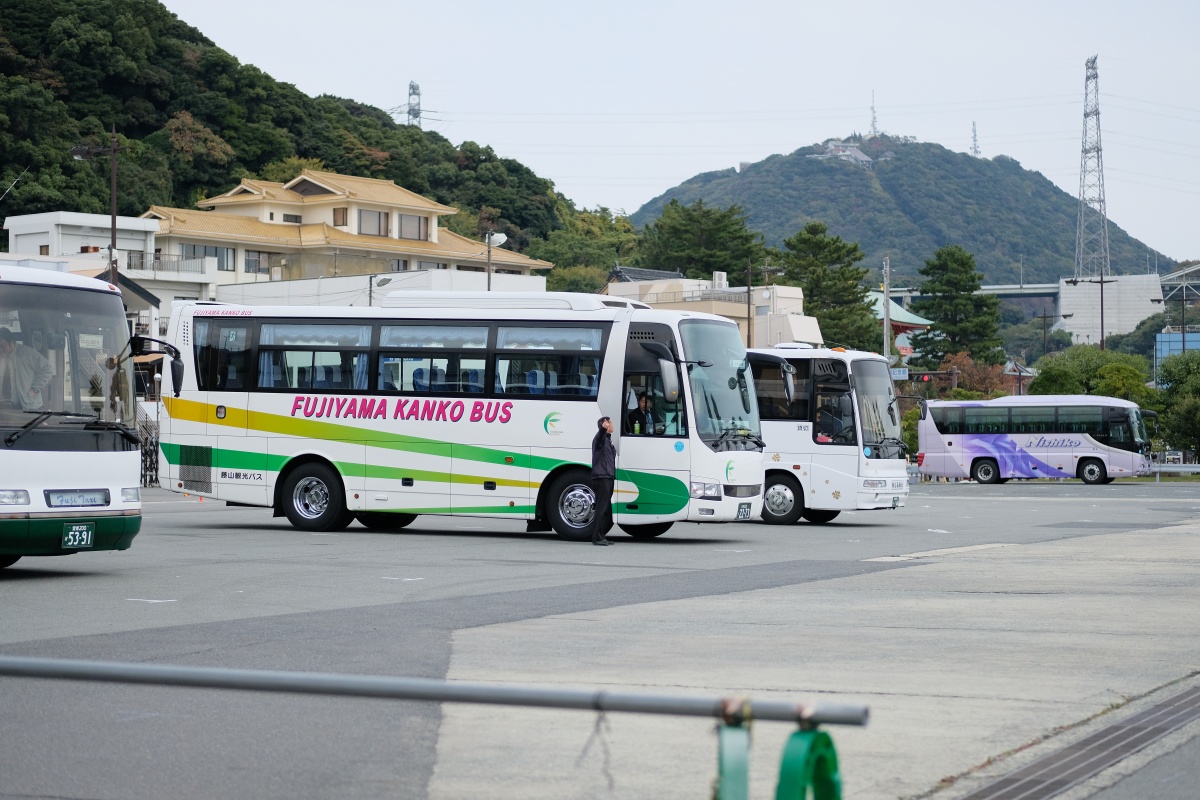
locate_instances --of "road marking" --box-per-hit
[382,577,424,581]
[715,549,751,553]
[126,598,178,603]
[866,543,1012,562]
[927,528,950,533]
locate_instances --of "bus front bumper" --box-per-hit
[0,511,141,555]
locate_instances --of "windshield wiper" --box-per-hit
[83,418,142,446]
[712,427,765,451]
[4,411,96,448]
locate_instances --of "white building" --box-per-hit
[1058,274,1164,346]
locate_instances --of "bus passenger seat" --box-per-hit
[413,368,427,392]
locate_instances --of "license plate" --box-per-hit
[47,490,108,508]
[62,522,95,549]
[737,502,752,520]
[892,496,900,508]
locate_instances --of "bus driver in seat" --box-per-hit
[626,391,657,435]
[0,328,54,411]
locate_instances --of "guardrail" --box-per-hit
[0,656,866,799]
[1153,464,1200,481]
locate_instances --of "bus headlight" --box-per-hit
[863,479,887,489]
[0,490,31,505]
[690,481,722,500]
[121,488,141,503]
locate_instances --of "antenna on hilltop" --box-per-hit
[1075,55,1111,279]
[870,91,879,137]
[971,122,980,157]
[388,82,441,128]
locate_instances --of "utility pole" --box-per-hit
[882,257,891,360]
[1032,308,1055,358]
[745,263,753,348]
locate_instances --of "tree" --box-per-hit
[773,221,879,351]
[634,199,762,281]
[908,245,1004,366]
[1027,362,1084,395]
[1157,351,1200,403]
[525,207,637,272]
[939,352,1005,395]
[1092,362,1157,407]
[1033,345,1150,395]
[257,156,326,183]
[545,266,609,294]
[1102,312,1169,360]
[1162,396,1200,459]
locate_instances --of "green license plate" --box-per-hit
[737,503,752,520]
[62,522,95,549]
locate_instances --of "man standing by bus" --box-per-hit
[0,328,53,411]
[590,416,616,545]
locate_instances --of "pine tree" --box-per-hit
[775,222,879,351]
[909,245,1004,365]
[634,199,762,280]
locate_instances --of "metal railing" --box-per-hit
[1153,463,1200,481]
[638,289,748,306]
[0,655,866,799]
[125,252,206,273]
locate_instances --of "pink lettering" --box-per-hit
[484,401,499,423]
[435,400,451,421]
[449,400,465,422]
[358,398,376,419]
[372,399,387,419]
[470,401,484,422]
[498,401,513,423]
[291,396,304,417]
[317,397,330,418]
[406,401,421,420]
[303,397,319,417]
[394,399,408,419]
[421,400,436,421]
[333,398,348,417]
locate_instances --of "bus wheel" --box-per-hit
[619,522,673,538]
[356,512,417,531]
[282,463,354,532]
[1079,459,1108,485]
[971,458,1001,484]
[802,509,841,524]
[545,471,595,541]
[761,473,804,525]
[0,555,21,569]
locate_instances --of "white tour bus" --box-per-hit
[747,343,909,524]
[0,265,180,569]
[917,394,1154,484]
[157,292,770,539]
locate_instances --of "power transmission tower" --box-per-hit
[971,122,980,157]
[1074,55,1111,279]
[407,82,422,127]
[870,91,878,137]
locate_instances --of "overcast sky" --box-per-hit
[158,0,1199,265]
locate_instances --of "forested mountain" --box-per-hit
[630,136,1173,286]
[0,0,564,251]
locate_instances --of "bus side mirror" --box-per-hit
[659,358,680,404]
[170,355,184,398]
[919,400,928,420]
[130,335,147,357]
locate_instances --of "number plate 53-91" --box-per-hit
[62,522,95,549]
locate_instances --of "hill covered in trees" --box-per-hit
[630,136,1172,286]
[0,0,564,251]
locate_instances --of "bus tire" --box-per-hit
[971,458,1001,484]
[802,509,841,524]
[619,522,673,538]
[356,511,417,531]
[761,473,804,525]
[0,555,21,569]
[1079,459,1107,485]
[545,470,595,541]
[282,463,354,532]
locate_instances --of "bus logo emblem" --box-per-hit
[543,412,562,435]
[725,460,735,481]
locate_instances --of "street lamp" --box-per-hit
[485,231,507,291]
[71,125,121,285]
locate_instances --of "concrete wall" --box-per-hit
[1059,274,1164,346]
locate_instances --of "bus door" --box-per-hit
[926,406,965,479]
[1060,406,1105,477]
[615,325,688,519]
[208,320,267,504]
[808,360,858,507]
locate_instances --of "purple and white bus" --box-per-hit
[917,395,1153,485]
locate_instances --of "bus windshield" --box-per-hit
[851,359,904,459]
[679,320,762,450]
[1131,408,1150,445]
[0,283,135,426]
